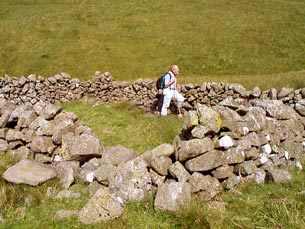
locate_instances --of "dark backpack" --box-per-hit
[156,72,171,90]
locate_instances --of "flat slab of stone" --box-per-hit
[2,159,57,186]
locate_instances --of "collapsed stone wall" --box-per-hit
[1,72,305,116]
[1,95,305,223]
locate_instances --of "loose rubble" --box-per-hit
[1,72,305,223]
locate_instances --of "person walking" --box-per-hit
[160,65,184,117]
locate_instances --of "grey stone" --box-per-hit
[189,173,222,201]
[0,110,11,128]
[101,145,138,166]
[244,107,266,132]
[250,86,261,98]
[56,162,76,189]
[230,84,246,95]
[182,110,199,131]
[191,125,214,138]
[78,187,124,224]
[2,159,57,186]
[268,88,277,100]
[6,129,26,142]
[88,181,105,197]
[55,190,81,199]
[34,153,52,163]
[52,119,75,144]
[277,87,294,99]
[9,105,36,128]
[0,139,9,152]
[265,168,292,183]
[151,156,172,176]
[53,210,79,221]
[168,161,191,182]
[216,135,234,149]
[244,169,266,185]
[30,136,56,154]
[234,160,258,176]
[223,175,242,190]
[61,132,104,161]
[94,163,118,184]
[108,157,152,202]
[186,146,245,173]
[141,143,175,166]
[154,182,191,212]
[175,137,214,162]
[79,158,100,183]
[9,146,33,160]
[295,101,305,116]
[40,103,62,120]
[196,104,222,133]
[29,116,49,130]
[149,169,166,186]
[251,99,298,120]
[212,164,234,179]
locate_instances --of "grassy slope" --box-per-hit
[0,0,304,89]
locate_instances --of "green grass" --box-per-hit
[0,0,304,90]
[61,101,184,154]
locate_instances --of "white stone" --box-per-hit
[86,172,94,183]
[296,160,303,170]
[242,126,249,135]
[265,135,270,141]
[259,153,269,164]
[284,151,289,160]
[219,135,234,149]
[261,144,271,155]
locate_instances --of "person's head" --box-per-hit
[171,65,180,76]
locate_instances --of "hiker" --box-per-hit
[160,65,184,117]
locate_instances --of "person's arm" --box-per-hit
[164,74,176,88]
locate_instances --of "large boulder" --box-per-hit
[2,159,57,186]
[61,132,104,161]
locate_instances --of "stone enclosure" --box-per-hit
[1,72,305,224]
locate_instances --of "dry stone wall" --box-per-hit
[1,71,305,223]
[1,72,305,116]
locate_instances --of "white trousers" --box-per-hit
[161,89,184,116]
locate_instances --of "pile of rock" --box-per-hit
[1,72,305,116]
[1,95,305,224]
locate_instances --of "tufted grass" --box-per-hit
[1,102,305,228]
[0,0,305,90]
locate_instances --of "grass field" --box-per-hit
[0,0,304,89]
